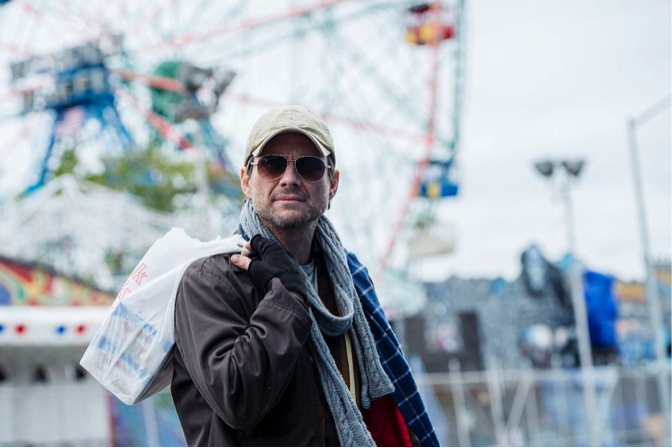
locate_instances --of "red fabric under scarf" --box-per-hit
[364,394,413,447]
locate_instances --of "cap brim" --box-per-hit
[251,127,332,159]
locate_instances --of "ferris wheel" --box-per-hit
[0,0,465,312]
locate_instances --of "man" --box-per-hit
[171,105,439,447]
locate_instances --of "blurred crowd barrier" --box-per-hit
[0,357,669,446]
[417,361,671,447]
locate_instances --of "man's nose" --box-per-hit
[278,160,300,186]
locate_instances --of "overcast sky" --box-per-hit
[0,0,669,283]
[423,0,671,281]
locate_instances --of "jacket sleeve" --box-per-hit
[174,262,313,430]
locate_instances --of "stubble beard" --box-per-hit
[253,196,327,230]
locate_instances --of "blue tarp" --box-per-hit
[583,270,618,347]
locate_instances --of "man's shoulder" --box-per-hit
[184,253,234,280]
[178,253,258,317]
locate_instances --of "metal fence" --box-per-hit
[1,359,669,446]
[418,361,671,447]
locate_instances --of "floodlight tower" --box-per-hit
[534,158,598,446]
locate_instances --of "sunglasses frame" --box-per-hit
[248,154,333,183]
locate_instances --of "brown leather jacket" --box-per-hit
[171,251,349,446]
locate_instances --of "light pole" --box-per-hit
[534,158,599,446]
[627,94,671,446]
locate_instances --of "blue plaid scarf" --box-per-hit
[346,250,440,447]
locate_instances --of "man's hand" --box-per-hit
[231,235,307,301]
[229,241,256,271]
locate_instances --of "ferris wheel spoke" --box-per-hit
[192,1,397,71]
[329,48,402,215]
[120,0,180,50]
[100,0,119,28]
[223,90,424,143]
[56,0,113,42]
[89,0,107,32]
[182,0,238,42]
[0,114,37,191]
[375,8,439,122]
[165,0,249,60]
[60,0,103,35]
[20,0,73,49]
[32,1,90,47]
[108,1,153,50]
[0,84,36,106]
[86,0,118,36]
[324,12,426,144]
[0,7,41,59]
[129,0,351,54]
[16,10,39,57]
[127,1,201,62]
[0,41,33,58]
[324,113,424,143]
[318,33,426,145]
[39,1,101,44]
[172,2,335,64]
[317,22,402,234]
[112,68,183,91]
[0,117,31,151]
[325,25,427,135]
[302,24,384,251]
[109,0,132,34]
[116,84,191,150]
[0,1,12,48]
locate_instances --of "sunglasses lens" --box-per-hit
[257,156,288,179]
[296,157,326,182]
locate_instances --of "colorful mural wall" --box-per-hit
[614,261,671,366]
[0,256,114,306]
[655,262,672,287]
[614,261,672,302]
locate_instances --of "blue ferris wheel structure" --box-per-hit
[7,34,237,195]
[10,37,133,193]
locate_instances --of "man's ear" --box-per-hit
[329,169,340,201]
[240,167,252,199]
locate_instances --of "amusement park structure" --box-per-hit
[0,1,466,445]
[10,36,133,193]
[0,0,466,295]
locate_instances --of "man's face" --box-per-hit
[241,132,339,229]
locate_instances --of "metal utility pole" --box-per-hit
[534,159,598,446]
[627,94,671,446]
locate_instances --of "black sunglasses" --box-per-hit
[249,155,332,182]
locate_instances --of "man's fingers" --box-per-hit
[250,235,277,256]
[231,254,252,271]
[241,241,255,258]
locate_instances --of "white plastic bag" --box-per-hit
[81,228,245,405]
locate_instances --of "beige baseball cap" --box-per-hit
[243,105,334,167]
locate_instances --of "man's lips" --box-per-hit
[274,195,306,202]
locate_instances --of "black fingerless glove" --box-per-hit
[247,235,307,300]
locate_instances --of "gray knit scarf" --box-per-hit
[240,200,394,446]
